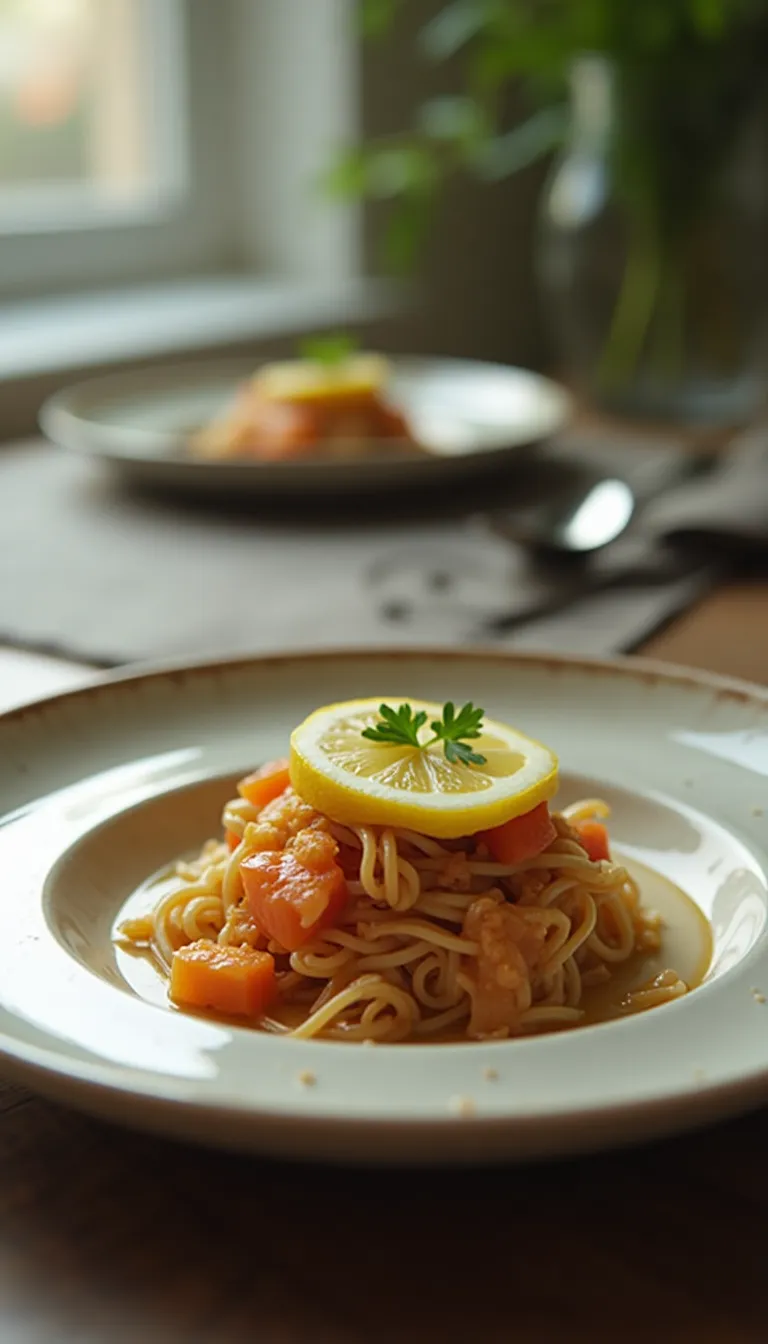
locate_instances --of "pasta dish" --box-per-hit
[119,697,693,1042]
[189,348,419,463]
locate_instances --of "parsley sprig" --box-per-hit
[298,332,358,367]
[361,701,487,767]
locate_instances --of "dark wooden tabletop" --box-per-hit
[1,581,767,1344]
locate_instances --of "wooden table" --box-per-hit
[1,586,767,1344]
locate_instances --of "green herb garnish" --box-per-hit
[298,332,358,367]
[430,700,486,766]
[362,701,487,767]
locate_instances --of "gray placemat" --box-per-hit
[0,438,717,667]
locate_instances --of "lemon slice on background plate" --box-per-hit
[289,698,558,839]
[253,354,389,405]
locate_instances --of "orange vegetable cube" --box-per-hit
[170,940,276,1018]
[241,831,348,952]
[480,802,556,865]
[237,759,291,808]
[573,819,611,863]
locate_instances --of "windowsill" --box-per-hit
[0,274,398,384]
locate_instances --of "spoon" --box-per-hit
[488,471,636,559]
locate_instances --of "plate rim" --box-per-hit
[0,1006,764,1160]
[4,645,767,731]
[1,646,766,1162]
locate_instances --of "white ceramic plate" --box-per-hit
[0,649,766,1166]
[39,357,571,499]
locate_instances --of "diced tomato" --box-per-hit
[246,399,318,461]
[225,829,241,853]
[573,819,611,863]
[170,940,276,1018]
[479,802,557,865]
[240,832,348,951]
[237,759,291,808]
[369,400,412,439]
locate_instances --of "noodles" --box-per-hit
[118,783,692,1042]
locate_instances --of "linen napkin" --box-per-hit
[640,423,768,553]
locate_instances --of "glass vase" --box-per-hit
[537,57,768,424]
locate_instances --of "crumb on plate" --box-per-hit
[752,988,766,1004]
[448,1094,476,1117]
[483,1067,499,1082]
[297,1069,316,1087]
[751,805,764,817]
[692,1068,707,1082]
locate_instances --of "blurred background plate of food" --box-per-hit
[39,347,572,500]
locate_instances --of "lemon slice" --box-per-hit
[253,355,389,405]
[289,698,558,840]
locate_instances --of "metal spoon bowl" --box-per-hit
[488,470,636,559]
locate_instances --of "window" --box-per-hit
[0,0,181,226]
[0,0,360,299]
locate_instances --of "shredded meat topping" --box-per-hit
[462,895,549,1037]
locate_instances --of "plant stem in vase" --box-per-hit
[539,56,768,423]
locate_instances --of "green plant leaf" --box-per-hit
[297,333,358,366]
[322,149,370,199]
[429,700,487,765]
[361,0,404,39]
[417,95,489,146]
[382,190,436,273]
[687,0,728,38]
[420,0,497,60]
[367,143,440,198]
[444,739,487,766]
[322,141,438,204]
[361,703,428,747]
[473,105,568,180]
[468,19,575,98]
